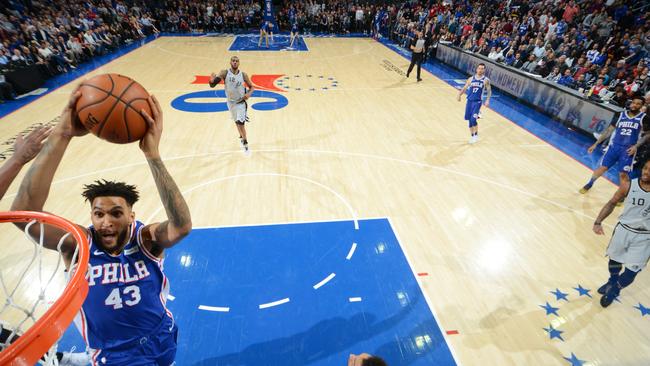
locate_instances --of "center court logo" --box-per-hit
[171,74,289,113]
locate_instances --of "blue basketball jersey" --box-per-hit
[609,111,646,146]
[291,23,298,33]
[73,221,174,351]
[466,75,487,101]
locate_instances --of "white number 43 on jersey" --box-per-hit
[105,285,141,309]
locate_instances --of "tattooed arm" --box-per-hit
[139,95,192,257]
[10,89,87,266]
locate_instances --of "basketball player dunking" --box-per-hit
[11,89,192,365]
[209,56,255,155]
[457,63,491,144]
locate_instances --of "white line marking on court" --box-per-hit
[349,297,362,302]
[346,242,357,260]
[313,273,336,289]
[167,294,175,301]
[386,216,463,366]
[144,172,359,230]
[198,305,230,312]
[259,298,290,309]
[19,148,613,229]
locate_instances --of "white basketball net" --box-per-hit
[0,219,81,365]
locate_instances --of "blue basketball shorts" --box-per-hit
[89,317,178,366]
[601,143,635,173]
[465,100,482,127]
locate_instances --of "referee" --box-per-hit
[406,31,425,82]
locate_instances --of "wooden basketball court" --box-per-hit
[1,36,648,365]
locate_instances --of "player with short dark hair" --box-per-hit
[11,89,192,365]
[593,159,650,307]
[580,95,650,194]
[457,63,491,144]
[209,56,255,155]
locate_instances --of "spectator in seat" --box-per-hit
[522,53,538,73]
[589,78,607,97]
[558,68,575,88]
[546,66,561,82]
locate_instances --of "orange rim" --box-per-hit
[0,211,89,366]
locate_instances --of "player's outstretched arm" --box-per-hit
[10,88,87,263]
[588,124,615,153]
[138,95,192,255]
[0,126,51,200]
[209,70,227,88]
[484,79,492,107]
[457,78,470,101]
[593,179,630,235]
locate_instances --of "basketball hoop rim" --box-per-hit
[0,211,89,366]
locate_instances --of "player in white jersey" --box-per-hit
[593,159,650,307]
[209,56,255,155]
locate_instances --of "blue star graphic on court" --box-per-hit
[543,325,564,341]
[563,353,586,366]
[634,303,650,316]
[551,288,569,302]
[573,284,592,298]
[539,302,560,316]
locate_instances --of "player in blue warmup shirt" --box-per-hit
[289,21,299,49]
[457,63,491,144]
[11,88,192,366]
[580,95,650,194]
[258,21,270,48]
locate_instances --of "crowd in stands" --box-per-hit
[386,0,649,106]
[0,0,158,102]
[154,1,262,33]
[2,0,650,109]
[275,2,379,34]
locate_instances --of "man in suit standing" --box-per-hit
[406,30,425,82]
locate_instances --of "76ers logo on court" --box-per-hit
[171,75,288,113]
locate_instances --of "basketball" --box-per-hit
[76,73,151,144]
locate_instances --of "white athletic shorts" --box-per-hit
[607,223,650,272]
[227,101,248,124]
